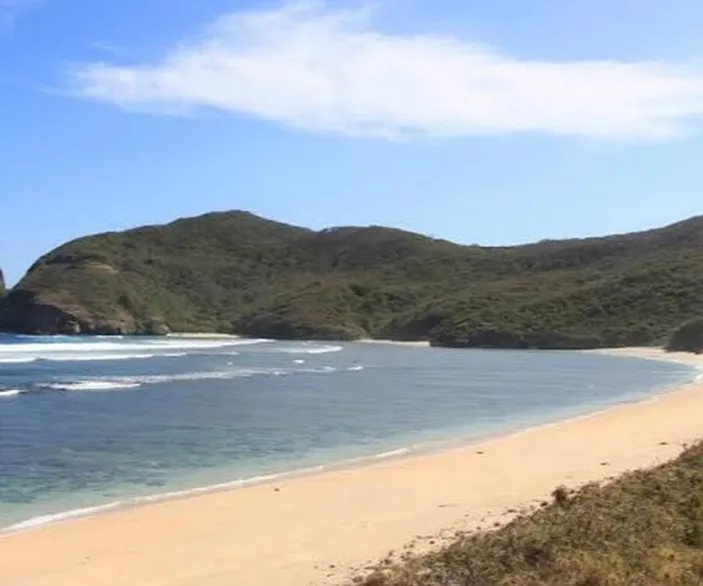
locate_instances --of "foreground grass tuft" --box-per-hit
[351,441,703,586]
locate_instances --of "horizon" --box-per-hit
[3,0,703,285]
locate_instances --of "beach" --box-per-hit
[1,347,701,586]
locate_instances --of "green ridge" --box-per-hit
[1,211,702,347]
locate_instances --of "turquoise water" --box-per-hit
[0,335,696,530]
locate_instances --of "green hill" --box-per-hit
[1,211,702,347]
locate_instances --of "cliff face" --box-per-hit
[2,211,703,348]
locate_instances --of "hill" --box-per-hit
[1,211,703,347]
[352,440,703,586]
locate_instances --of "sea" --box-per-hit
[0,334,697,532]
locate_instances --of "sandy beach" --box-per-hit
[1,347,702,586]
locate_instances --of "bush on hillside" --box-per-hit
[666,317,703,353]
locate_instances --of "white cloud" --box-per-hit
[69,1,703,140]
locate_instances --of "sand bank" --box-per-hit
[1,348,701,586]
[588,346,703,367]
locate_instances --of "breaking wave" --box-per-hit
[3,444,411,534]
[0,338,268,364]
[40,381,143,392]
[35,363,366,394]
[6,502,124,532]
[277,345,344,355]
[0,352,189,365]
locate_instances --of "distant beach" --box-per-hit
[0,347,700,586]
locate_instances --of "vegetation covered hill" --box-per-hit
[352,440,703,586]
[667,318,703,354]
[1,211,702,347]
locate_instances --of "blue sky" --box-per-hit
[2,0,703,285]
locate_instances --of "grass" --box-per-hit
[351,440,703,586]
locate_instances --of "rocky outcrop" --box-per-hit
[0,291,81,335]
[0,290,171,336]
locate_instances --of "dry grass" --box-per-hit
[351,440,703,586]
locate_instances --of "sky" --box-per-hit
[2,0,703,285]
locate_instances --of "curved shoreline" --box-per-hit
[0,349,692,536]
[1,348,702,586]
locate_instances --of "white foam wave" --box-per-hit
[45,352,188,362]
[41,381,142,392]
[30,361,360,398]
[0,389,23,398]
[372,448,410,459]
[0,357,37,364]
[6,502,123,532]
[2,445,415,534]
[0,354,170,364]
[0,338,270,363]
[46,353,156,362]
[347,365,364,372]
[278,345,344,355]
[328,448,413,468]
[3,469,310,534]
[42,364,350,392]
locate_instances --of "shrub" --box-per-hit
[666,317,703,353]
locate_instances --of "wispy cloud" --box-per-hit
[68,1,703,140]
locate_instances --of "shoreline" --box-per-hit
[1,348,691,536]
[0,394,662,537]
[1,348,702,586]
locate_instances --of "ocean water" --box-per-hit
[0,334,696,531]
